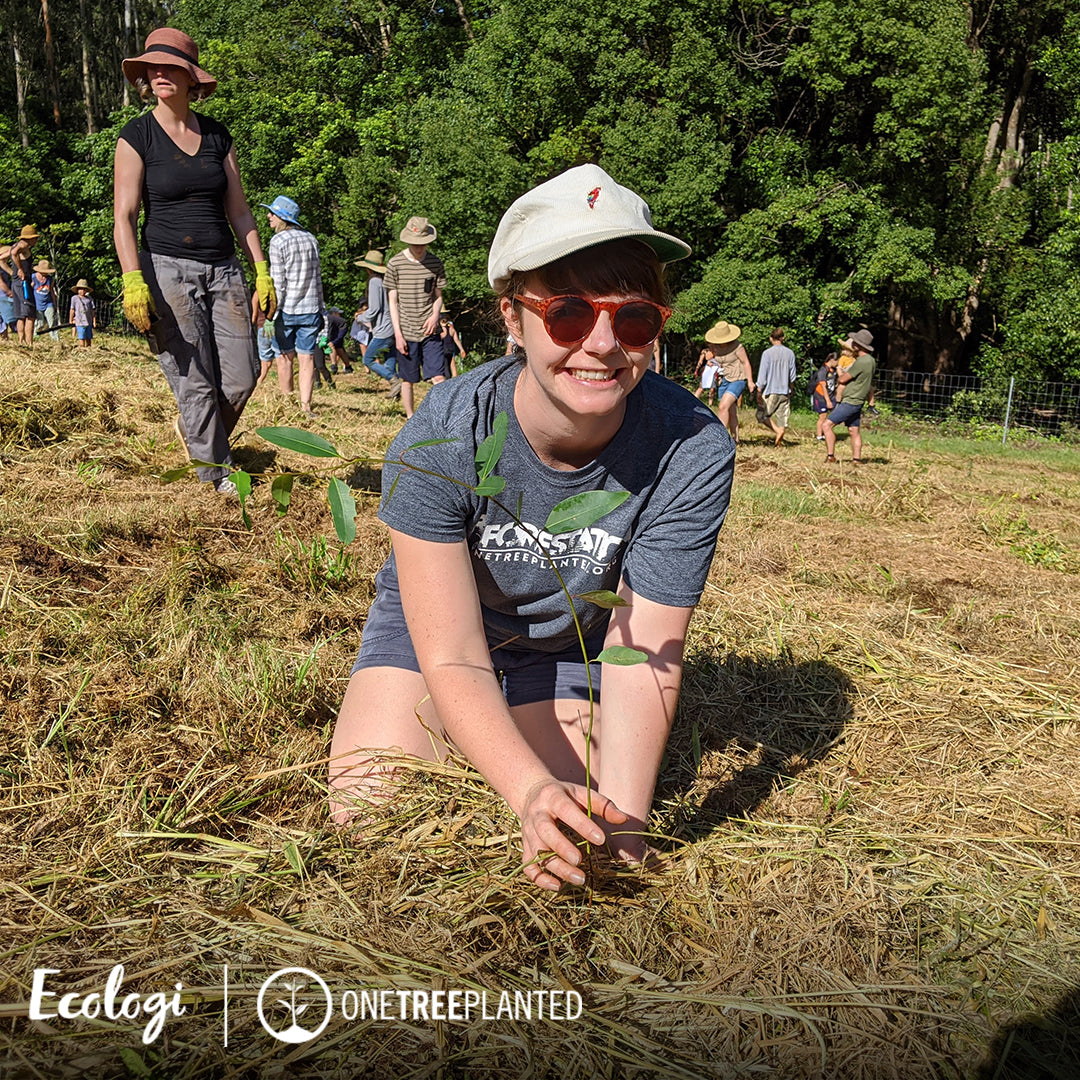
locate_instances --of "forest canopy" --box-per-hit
[3,0,1079,380]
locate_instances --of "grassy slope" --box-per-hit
[1,337,1078,1079]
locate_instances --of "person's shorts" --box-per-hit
[257,324,281,362]
[76,325,93,342]
[718,378,747,400]
[399,334,448,382]
[11,284,34,321]
[700,365,718,390]
[812,393,829,414]
[275,311,322,355]
[328,331,347,348]
[827,401,863,427]
[763,393,791,428]
[0,294,14,326]
[350,573,606,708]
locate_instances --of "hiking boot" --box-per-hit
[214,476,240,497]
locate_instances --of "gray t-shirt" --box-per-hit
[365,274,394,338]
[376,357,735,653]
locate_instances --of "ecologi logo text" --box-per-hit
[256,968,333,1044]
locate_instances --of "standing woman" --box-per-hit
[330,165,735,890]
[706,320,755,444]
[9,226,40,346]
[113,28,275,496]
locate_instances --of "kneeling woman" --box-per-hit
[330,165,735,890]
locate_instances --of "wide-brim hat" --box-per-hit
[705,319,741,344]
[259,195,302,227]
[399,217,437,245]
[19,225,39,241]
[122,28,217,96]
[488,163,691,291]
[33,260,55,275]
[846,328,875,353]
[354,249,387,273]
[72,278,93,292]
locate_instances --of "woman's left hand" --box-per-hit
[253,260,276,320]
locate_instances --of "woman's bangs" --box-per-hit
[533,239,667,303]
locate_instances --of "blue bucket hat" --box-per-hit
[260,195,302,226]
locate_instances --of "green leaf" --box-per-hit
[594,645,649,666]
[233,471,253,529]
[575,590,629,608]
[282,841,304,877]
[475,474,506,497]
[545,490,630,534]
[158,466,193,483]
[328,477,357,545]
[406,438,457,450]
[385,471,401,505]
[257,426,340,458]
[270,474,294,517]
[475,411,508,481]
[118,1049,152,1078]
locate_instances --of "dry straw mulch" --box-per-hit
[1,339,1078,1079]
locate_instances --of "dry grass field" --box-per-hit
[1,335,1078,1079]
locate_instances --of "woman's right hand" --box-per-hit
[518,779,627,891]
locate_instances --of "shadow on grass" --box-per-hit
[655,651,856,841]
[974,985,1080,1080]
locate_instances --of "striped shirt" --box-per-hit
[269,227,324,315]
[384,249,446,340]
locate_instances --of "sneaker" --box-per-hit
[382,376,403,399]
[214,476,240,497]
[816,435,826,441]
[343,365,355,373]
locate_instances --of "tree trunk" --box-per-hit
[453,0,475,42]
[39,0,62,127]
[79,0,96,133]
[123,0,134,108]
[11,29,29,149]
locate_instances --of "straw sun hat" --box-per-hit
[704,320,741,345]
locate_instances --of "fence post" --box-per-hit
[1002,376,1015,445]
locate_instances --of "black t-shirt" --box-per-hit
[326,311,347,340]
[118,111,236,263]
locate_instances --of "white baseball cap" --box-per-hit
[487,164,691,291]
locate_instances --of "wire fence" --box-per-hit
[868,369,1080,443]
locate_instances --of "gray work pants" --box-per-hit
[143,253,258,484]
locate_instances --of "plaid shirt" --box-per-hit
[269,227,324,315]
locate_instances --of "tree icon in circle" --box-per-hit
[256,967,333,1043]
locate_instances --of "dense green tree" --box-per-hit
[1,0,1078,380]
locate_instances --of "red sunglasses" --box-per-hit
[514,294,671,350]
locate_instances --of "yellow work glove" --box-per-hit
[121,269,156,333]
[254,260,277,319]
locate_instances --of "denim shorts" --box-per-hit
[350,579,606,707]
[718,378,747,400]
[0,294,14,325]
[828,401,863,427]
[275,311,322,355]
[76,325,93,341]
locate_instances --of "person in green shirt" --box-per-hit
[824,329,876,465]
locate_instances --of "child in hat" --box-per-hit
[330,164,735,891]
[69,280,97,347]
[32,260,59,343]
